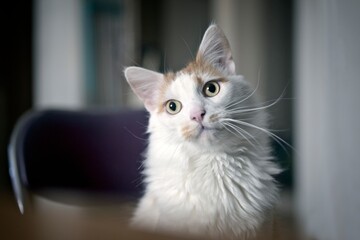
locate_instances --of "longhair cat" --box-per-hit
[124,24,281,239]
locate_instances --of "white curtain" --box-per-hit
[34,0,84,109]
[295,0,360,239]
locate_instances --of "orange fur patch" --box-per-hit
[182,59,223,78]
[209,114,219,123]
[195,76,203,85]
[157,72,176,113]
[164,71,176,82]
[182,59,230,86]
[181,125,194,140]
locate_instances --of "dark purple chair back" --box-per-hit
[8,109,148,213]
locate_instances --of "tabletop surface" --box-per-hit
[0,190,303,240]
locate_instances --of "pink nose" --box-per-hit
[190,108,206,123]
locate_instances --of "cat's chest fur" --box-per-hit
[132,137,278,238]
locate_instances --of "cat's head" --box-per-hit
[125,24,260,148]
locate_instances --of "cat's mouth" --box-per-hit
[181,122,221,141]
[201,125,216,132]
[197,123,220,137]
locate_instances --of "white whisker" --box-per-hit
[225,71,262,110]
[181,37,195,60]
[223,118,294,153]
[221,122,258,149]
[226,87,289,115]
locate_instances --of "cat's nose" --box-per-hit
[190,109,206,123]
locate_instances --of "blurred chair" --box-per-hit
[8,109,148,214]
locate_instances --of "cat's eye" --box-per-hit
[203,81,220,97]
[165,100,182,114]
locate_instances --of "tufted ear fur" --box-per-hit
[196,24,236,75]
[124,66,164,112]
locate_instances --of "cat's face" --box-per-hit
[160,71,227,144]
[125,24,258,148]
[152,65,250,147]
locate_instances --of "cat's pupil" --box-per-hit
[207,83,216,93]
[169,102,176,111]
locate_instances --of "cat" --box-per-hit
[124,24,281,239]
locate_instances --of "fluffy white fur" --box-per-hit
[124,24,280,239]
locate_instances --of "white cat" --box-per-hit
[124,24,280,239]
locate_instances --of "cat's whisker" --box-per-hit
[226,88,288,115]
[226,122,264,147]
[226,98,286,113]
[223,117,288,136]
[225,71,262,111]
[222,124,255,149]
[181,37,195,60]
[226,80,292,115]
[229,98,293,115]
[221,122,259,149]
[221,122,245,139]
[123,127,148,141]
[223,118,293,153]
[225,93,252,110]
[222,121,267,152]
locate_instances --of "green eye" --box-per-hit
[165,100,182,114]
[203,81,220,97]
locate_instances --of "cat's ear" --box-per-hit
[196,24,235,75]
[124,66,164,112]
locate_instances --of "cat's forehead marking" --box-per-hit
[195,76,203,85]
[156,60,228,113]
[164,72,176,82]
[182,60,223,79]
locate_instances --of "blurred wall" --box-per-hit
[33,0,138,109]
[34,0,85,109]
[162,0,210,71]
[295,0,360,239]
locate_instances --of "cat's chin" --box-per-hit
[190,125,223,146]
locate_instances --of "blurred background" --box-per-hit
[1,0,359,239]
